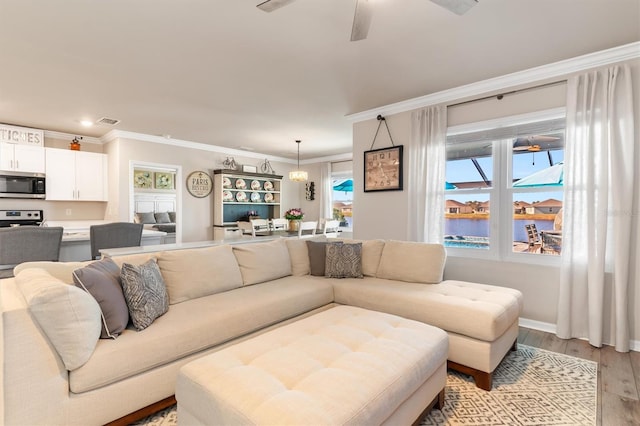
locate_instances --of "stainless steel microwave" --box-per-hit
[0,171,46,198]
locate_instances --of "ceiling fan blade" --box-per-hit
[256,0,297,13]
[351,0,373,41]
[429,0,478,16]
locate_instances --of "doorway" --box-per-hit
[129,161,182,244]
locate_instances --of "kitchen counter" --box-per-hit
[46,220,167,261]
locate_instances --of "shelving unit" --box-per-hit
[213,169,283,239]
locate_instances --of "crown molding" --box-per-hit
[44,130,102,145]
[346,41,640,123]
[301,152,353,165]
[101,129,299,164]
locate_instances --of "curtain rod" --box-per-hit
[447,80,567,108]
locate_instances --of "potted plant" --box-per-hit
[285,208,304,231]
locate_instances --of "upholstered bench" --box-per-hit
[176,305,449,425]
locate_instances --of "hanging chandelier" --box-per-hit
[289,140,308,182]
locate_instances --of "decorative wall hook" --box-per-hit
[370,115,396,150]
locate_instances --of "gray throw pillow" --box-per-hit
[73,258,129,339]
[307,240,342,276]
[168,211,176,222]
[120,258,169,331]
[134,212,156,224]
[325,242,364,279]
[154,212,171,224]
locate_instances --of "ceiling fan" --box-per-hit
[513,135,560,152]
[256,0,479,41]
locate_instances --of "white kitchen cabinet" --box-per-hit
[0,142,45,173]
[45,148,108,201]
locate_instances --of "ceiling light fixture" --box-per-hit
[289,140,308,182]
[80,120,93,127]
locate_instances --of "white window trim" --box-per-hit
[445,108,564,266]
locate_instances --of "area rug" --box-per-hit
[134,344,597,426]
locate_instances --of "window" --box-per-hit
[332,173,353,230]
[444,110,565,260]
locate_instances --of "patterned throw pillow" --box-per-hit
[325,242,363,279]
[120,258,169,331]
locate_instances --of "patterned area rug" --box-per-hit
[135,345,597,426]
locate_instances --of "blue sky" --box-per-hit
[446,150,564,204]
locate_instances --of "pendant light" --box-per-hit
[289,140,308,182]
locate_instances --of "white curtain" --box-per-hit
[318,162,332,221]
[557,64,636,352]
[408,105,447,242]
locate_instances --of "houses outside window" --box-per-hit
[444,110,565,260]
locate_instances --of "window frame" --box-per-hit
[444,108,565,266]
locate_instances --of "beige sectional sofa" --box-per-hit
[0,237,522,425]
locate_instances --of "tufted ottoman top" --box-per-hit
[176,305,448,425]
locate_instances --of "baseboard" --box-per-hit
[519,317,640,352]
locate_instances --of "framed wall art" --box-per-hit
[363,145,403,192]
[155,172,175,190]
[133,170,153,189]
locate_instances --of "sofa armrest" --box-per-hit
[1,278,70,425]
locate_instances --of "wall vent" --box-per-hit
[96,117,121,126]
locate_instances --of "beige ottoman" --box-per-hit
[176,305,448,425]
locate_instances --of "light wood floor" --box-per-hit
[518,327,640,425]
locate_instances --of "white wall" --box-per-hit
[351,59,640,345]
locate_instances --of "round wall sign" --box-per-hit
[186,171,212,198]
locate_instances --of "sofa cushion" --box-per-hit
[336,239,385,277]
[168,211,177,222]
[376,240,446,284]
[233,239,292,285]
[285,235,327,276]
[110,252,158,269]
[73,258,129,339]
[325,242,363,279]
[332,277,523,342]
[120,259,169,331]
[306,240,342,276]
[69,276,335,393]
[14,261,91,284]
[15,268,101,371]
[157,245,243,304]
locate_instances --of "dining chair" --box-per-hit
[236,221,254,237]
[0,226,64,278]
[250,219,270,237]
[90,222,143,260]
[322,219,341,238]
[298,221,318,238]
[270,218,288,231]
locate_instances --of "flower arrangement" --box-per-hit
[285,208,304,220]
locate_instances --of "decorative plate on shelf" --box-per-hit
[222,177,232,188]
[263,181,274,191]
[235,191,247,202]
[235,179,246,189]
[250,180,261,190]
[264,192,274,203]
[250,192,261,202]
[222,190,233,202]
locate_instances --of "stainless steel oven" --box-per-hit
[0,172,45,199]
[0,210,43,227]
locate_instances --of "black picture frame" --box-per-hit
[364,145,403,192]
